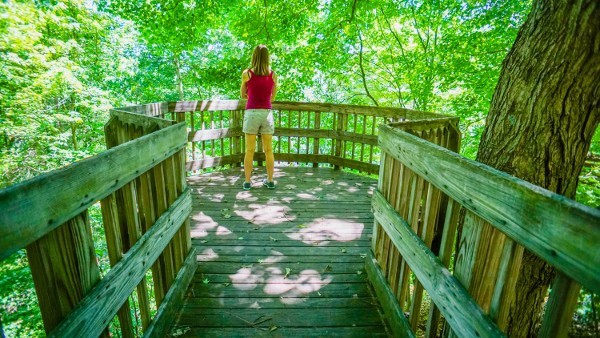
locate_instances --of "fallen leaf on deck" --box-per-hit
[341,248,347,253]
[270,325,278,332]
[171,326,191,337]
[202,278,210,285]
[284,268,291,278]
[269,236,278,242]
[324,264,333,272]
[360,253,367,258]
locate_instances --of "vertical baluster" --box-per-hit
[191,111,196,165]
[220,111,225,165]
[210,111,215,158]
[351,114,357,162]
[297,111,302,165]
[313,112,320,167]
[26,210,104,334]
[369,116,376,164]
[360,115,367,163]
[100,193,135,338]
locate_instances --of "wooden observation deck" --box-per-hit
[0,100,598,338]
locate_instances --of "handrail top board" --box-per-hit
[115,99,447,120]
[378,124,600,293]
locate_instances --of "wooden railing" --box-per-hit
[369,124,600,337]
[0,109,195,337]
[127,100,447,174]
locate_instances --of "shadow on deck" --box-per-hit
[169,166,391,337]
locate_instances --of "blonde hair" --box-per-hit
[251,45,270,76]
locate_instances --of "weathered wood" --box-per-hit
[165,100,446,120]
[189,127,243,142]
[110,109,174,130]
[379,124,600,293]
[313,112,321,167]
[328,156,379,174]
[49,189,192,338]
[192,245,370,257]
[389,117,459,133]
[167,167,389,336]
[176,308,383,327]
[489,239,523,330]
[366,251,415,338]
[99,194,135,338]
[115,102,169,117]
[426,199,461,338]
[372,190,505,337]
[166,327,389,337]
[537,273,580,338]
[186,154,337,171]
[26,211,101,333]
[142,248,197,338]
[183,295,376,308]
[0,122,187,260]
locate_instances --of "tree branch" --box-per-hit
[357,32,379,106]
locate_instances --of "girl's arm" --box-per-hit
[271,72,278,101]
[240,70,249,99]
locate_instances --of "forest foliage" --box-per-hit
[0,0,598,336]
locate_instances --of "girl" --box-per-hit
[240,45,277,190]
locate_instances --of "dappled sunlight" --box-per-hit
[234,204,296,224]
[285,219,365,244]
[196,248,219,262]
[186,167,379,324]
[263,268,332,297]
[229,267,261,290]
[208,193,226,202]
[296,193,319,200]
[216,226,233,235]
[235,191,257,201]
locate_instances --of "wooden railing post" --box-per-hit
[334,112,343,170]
[313,112,320,167]
[25,210,103,334]
[100,193,136,338]
[232,109,242,167]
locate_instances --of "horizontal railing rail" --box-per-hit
[0,109,195,337]
[371,123,600,337]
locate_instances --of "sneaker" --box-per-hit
[242,182,252,190]
[262,179,275,189]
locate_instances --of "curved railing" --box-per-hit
[117,100,460,175]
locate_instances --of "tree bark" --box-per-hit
[473,0,599,336]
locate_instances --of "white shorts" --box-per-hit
[243,109,274,135]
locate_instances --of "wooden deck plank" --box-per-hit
[177,308,384,327]
[173,327,389,337]
[169,167,390,337]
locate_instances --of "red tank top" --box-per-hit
[245,69,274,109]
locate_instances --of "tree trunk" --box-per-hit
[473,0,599,336]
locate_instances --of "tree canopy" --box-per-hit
[1,0,599,336]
